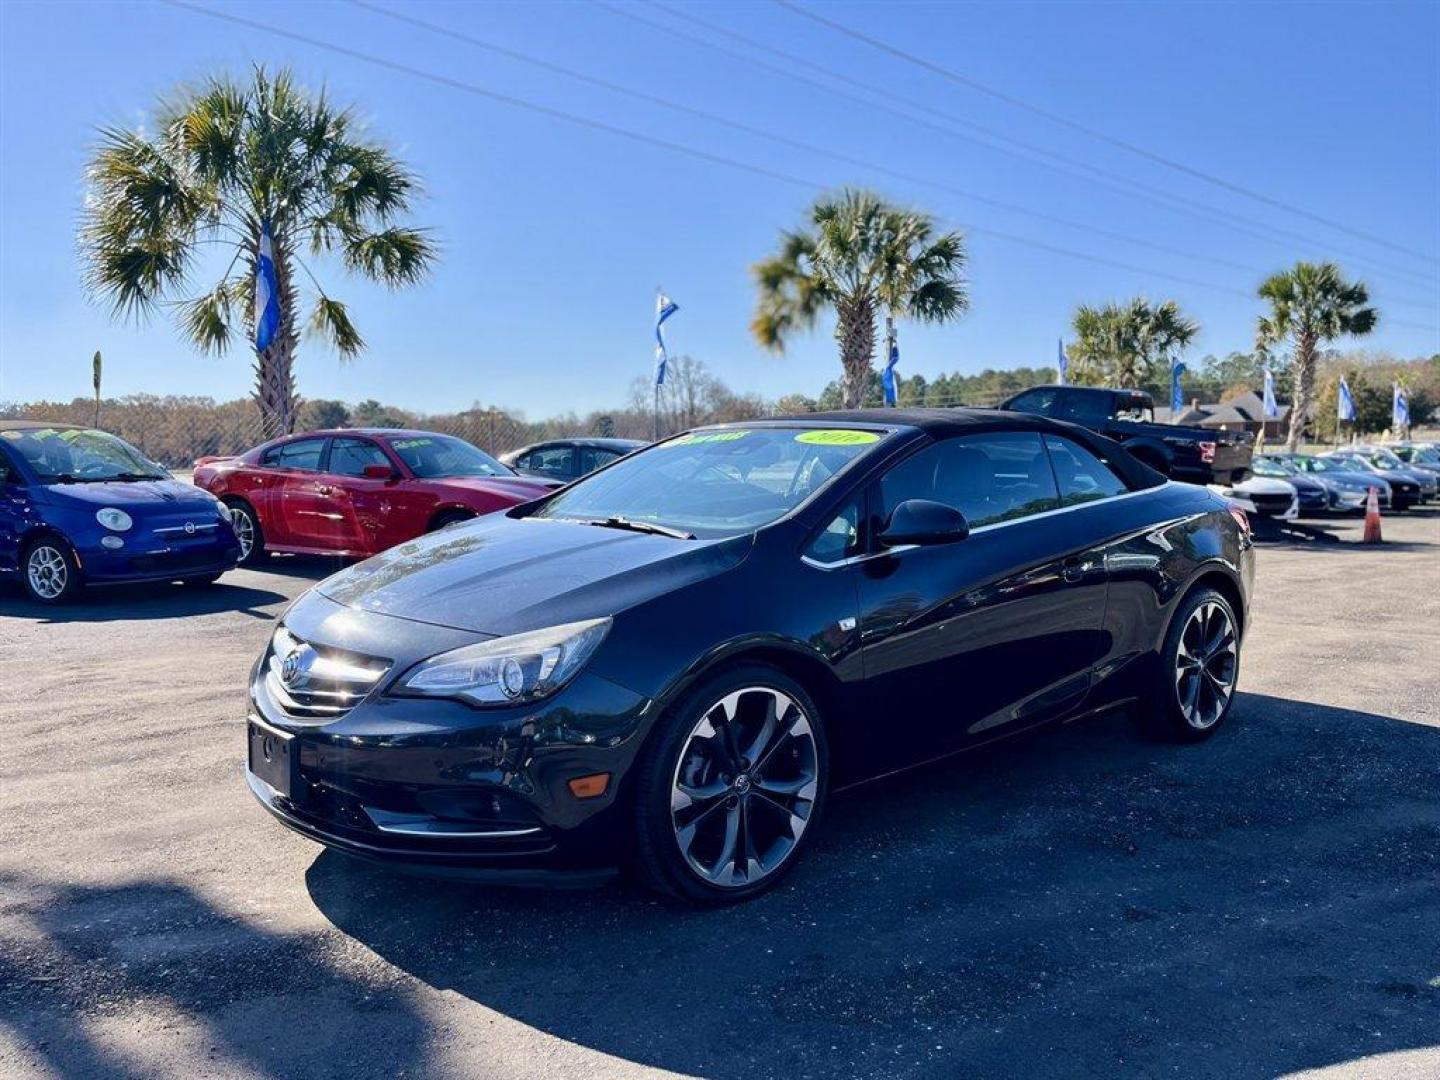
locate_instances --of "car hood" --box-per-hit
[37,477,221,514]
[430,475,562,499]
[1318,471,1387,489]
[1231,476,1294,495]
[316,514,750,635]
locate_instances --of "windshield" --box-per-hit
[387,434,510,478]
[1253,458,1294,477]
[0,427,167,483]
[1403,446,1440,464]
[533,426,888,539]
[1367,450,1405,469]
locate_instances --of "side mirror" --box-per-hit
[363,463,399,481]
[880,499,970,547]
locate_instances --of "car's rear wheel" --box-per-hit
[227,501,266,564]
[631,664,828,904]
[1149,586,1240,742]
[23,538,83,604]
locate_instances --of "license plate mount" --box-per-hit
[247,719,296,799]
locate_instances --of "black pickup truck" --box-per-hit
[1000,385,1252,485]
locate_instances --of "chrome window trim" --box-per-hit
[798,481,1173,570]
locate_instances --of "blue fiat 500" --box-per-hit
[0,421,241,603]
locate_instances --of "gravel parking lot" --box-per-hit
[2,509,1437,1080]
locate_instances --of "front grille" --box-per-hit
[1249,492,1293,514]
[265,625,390,721]
[131,548,225,573]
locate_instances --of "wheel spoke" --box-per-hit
[705,805,741,883]
[753,774,816,799]
[740,693,782,766]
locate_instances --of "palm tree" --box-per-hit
[1255,261,1378,450]
[751,189,967,408]
[1069,298,1199,388]
[80,67,435,437]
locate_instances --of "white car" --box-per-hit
[1212,475,1298,521]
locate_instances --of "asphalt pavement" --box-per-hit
[1,508,1437,1079]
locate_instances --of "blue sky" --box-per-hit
[1,0,1436,419]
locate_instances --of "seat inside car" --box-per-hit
[931,445,995,522]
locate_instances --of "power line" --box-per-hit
[349,0,1279,280]
[623,0,1437,297]
[776,0,1439,268]
[161,1,1439,337]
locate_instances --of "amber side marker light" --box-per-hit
[568,773,611,799]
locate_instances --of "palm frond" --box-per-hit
[309,295,364,357]
[175,281,235,354]
[341,227,435,287]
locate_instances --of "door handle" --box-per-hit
[1062,557,1095,583]
[316,485,334,495]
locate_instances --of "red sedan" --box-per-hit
[194,429,558,563]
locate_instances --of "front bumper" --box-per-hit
[243,595,655,877]
[74,517,241,583]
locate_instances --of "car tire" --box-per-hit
[226,501,267,565]
[629,663,829,905]
[181,572,223,587]
[22,536,84,604]
[427,509,475,532]
[1147,586,1240,743]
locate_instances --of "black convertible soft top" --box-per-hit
[766,407,1169,492]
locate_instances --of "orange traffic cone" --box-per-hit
[1362,486,1383,544]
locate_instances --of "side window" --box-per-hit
[578,447,620,475]
[1055,391,1113,427]
[527,445,575,479]
[805,494,864,564]
[0,448,17,485]
[876,433,1060,530]
[1007,388,1058,415]
[269,438,326,472]
[328,437,391,477]
[1045,435,1129,505]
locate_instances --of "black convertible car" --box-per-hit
[247,410,1254,903]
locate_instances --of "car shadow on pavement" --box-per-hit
[0,874,432,1079]
[0,580,288,623]
[303,692,1440,1080]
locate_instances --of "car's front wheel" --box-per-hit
[22,537,83,604]
[1150,586,1240,742]
[631,664,828,904]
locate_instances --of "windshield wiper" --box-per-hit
[114,471,169,481]
[578,516,695,540]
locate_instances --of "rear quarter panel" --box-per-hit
[1091,483,1251,705]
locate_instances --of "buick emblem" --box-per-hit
[184,521,196,535]
[280,649,302,686]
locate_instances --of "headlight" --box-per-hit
[96,508,133,532]
[395,618,612,706]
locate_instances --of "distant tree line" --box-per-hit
[5,352,1433,468]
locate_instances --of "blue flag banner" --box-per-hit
[882,338,899,406]
[1338,375,1356,423]
[1170,360,1186,414]
[254,221,281,352]
[654,292,678,387]
[1394,383,1409,429]
[1057,338,1068,386]
[1262,368,1278,419]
